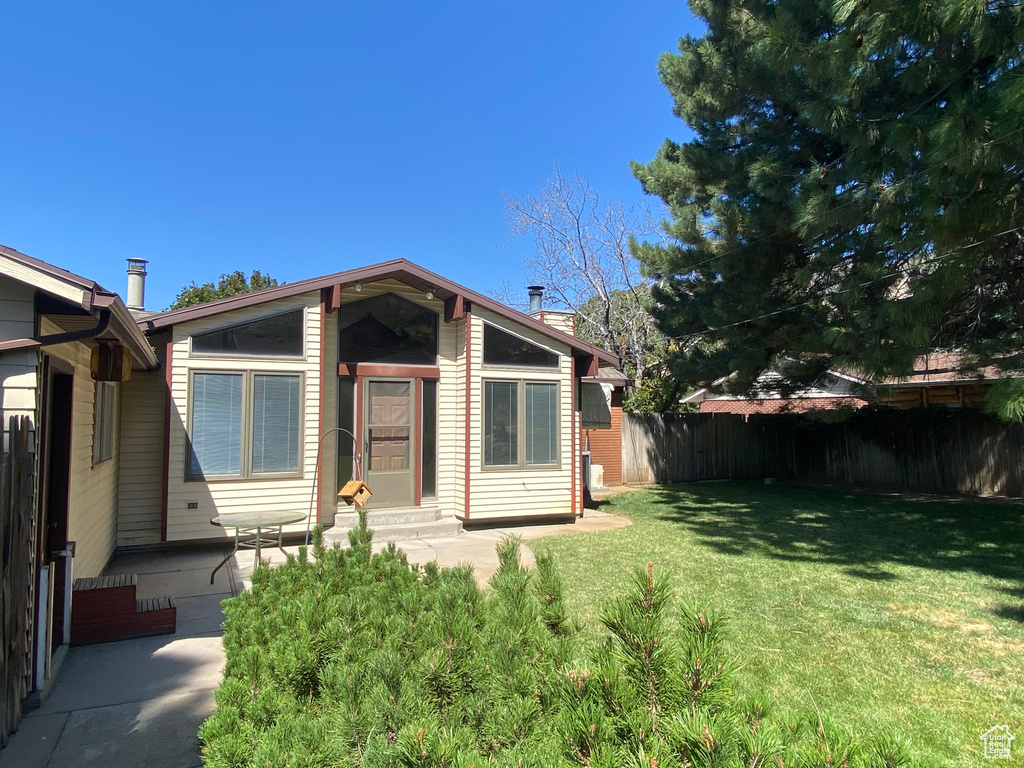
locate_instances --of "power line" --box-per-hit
[671,224,1024,341]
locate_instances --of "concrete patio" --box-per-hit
[0,509,629,768]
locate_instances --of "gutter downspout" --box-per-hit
[0,309,112,353]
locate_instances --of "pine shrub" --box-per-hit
[200,516,921,767]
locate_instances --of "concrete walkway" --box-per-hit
[1,510,629,768]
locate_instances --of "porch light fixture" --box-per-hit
[424,289,435,300]
[354,282,364,292]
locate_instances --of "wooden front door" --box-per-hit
[363,379,414,507]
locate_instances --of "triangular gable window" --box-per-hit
[191,309,304,357]
[483,323,559,368]
[338,293,438,365]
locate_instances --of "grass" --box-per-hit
[531,482,1024,767]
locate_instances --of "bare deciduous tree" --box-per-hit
[502,167,667,401]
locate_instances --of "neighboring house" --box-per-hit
[581,367,629,488]
[683,354,1007,416]
[0,245,159,706]
[876,352,1000,409]
[681,368,873,415]
[123,259,618,542]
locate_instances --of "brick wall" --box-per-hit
[584,389,623,485]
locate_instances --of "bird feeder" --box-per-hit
[338,479,372,507]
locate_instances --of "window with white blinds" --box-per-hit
[483,380,558,469]
[188,371,302,479]
[484,381,518,467]
[251,375,300,474]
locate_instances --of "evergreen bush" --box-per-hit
[200,513,920,767]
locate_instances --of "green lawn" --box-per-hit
[531,482,1024,767]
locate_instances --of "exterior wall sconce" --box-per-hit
[354,283,364,292]
[424,289,435,300]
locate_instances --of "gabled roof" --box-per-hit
[0,243,159,370]
[137,259,619,367]
[878,352,1006,387]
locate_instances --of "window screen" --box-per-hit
[525,383,557,465]
[251,375,301,474]
[483,324,559,368]
[93,382,115,464]
[191,310,304,357]
[189,373,243,478]
[338,293,438,365]
[422,379,437,497]
[484,381,518,466]
[337,377,355,488]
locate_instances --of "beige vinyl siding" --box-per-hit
[117,334,168,546]
[333,279,461,517]
[440,314,463,518]
[166,295,322,541]
[0,276,39,448]
[42,320,120,578]
[467,309,575,520]
[318,302,338,522]
[534,311,575,335]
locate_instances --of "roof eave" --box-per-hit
[137,258,618,367]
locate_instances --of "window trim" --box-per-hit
[93,381,116,466]
[187,307,308,361]
[481,378,560,471]
[186,369,306,482]
[480,322,562,370]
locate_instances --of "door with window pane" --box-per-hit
[364,379,414,507]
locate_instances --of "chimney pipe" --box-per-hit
[126,258,148,311]
[527,285,544,314]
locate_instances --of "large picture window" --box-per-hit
[191,310,304,358]
[188,371,302,479]
[338,293,438,365]
[483,380,558,469]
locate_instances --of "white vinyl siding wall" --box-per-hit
[41,320,120,578]
[468,308,575,520]
[0,276,39,450]
[166,295,321,541]
[117,335,168,546]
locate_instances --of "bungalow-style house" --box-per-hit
[0,247,618,727]
[126,259,618,542]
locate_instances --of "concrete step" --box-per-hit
[326,516,463,545]
[334,506,442,529]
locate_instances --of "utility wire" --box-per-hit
[671,224,1024,341]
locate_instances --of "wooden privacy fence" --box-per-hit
[622,409,1024,497]
[1,416,35,747]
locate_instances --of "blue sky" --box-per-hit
[2,2,702,311]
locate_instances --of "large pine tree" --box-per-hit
[632,0,1024,397]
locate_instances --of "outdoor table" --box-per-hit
[209,511,307,584]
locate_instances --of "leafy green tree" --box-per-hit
[632,0,1024,406]
[168,269,279,309]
